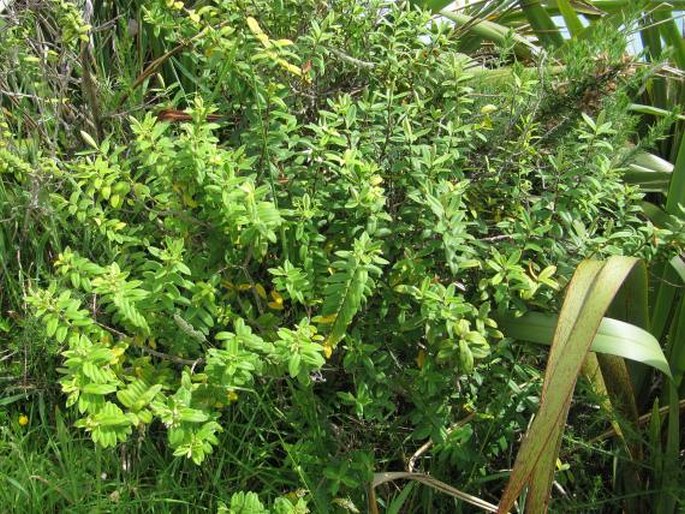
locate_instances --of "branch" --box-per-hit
[325,46,376,69]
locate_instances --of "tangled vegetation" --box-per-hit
[1,1,683,512]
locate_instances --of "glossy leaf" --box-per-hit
[498,311,671,377]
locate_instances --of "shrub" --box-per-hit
[1,0,679,508]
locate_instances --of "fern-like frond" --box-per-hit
[321,233,386,350]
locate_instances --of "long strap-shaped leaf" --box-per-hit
[409,0,453,12]
[518,0,565,48]
[497,312,671,376]
[556,0,584,37]
[498,256,651,513]
[439,10,540,60]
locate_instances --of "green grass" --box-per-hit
[0,388,312,513]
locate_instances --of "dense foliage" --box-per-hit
[1,0,683,511]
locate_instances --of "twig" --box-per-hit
[0,351,17,363]
[407,412,476,473]
[93,320,128,339]
[589,399,685,445]
[478,234,514,242]
[116,43,187,109]
[0,89,44,100]
[91,14,123,33]
[29,476,71,502]
[142,346,204,368]
[325,46,376,69]
[93,320,205,367]
[80,2,103,142]
[370,471,501,513]
[116,21,229,109]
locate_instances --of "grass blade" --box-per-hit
[588,1,685,13]
[0,393,31,407]
[582,353,629,447]
[498,259,603,512]
[656,382,680,513]
[595,354,640,449]
[629,149,675,173]
[651,264,681,341]
[386,482,415,514]
[669,255,685,283]
[623,169,670,192]
[640,200,672,227]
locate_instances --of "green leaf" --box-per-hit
[55,325,69,344]
[82,361,103,381]
[83,383,117,395]
[46,316,59,337]
[498,256,654,513]
[80,130,99,150]
[288,353,301,378]
[0,393,31,407]
[116,380,162,410]
[498,311,671,377]
[227,491,269,514]
[556,0,584,37]
[179,408,209,423]
[518,0,565,49]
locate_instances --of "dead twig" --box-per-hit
[589,399,685,445]
[116,21,229,109]
[369,470,501,514]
